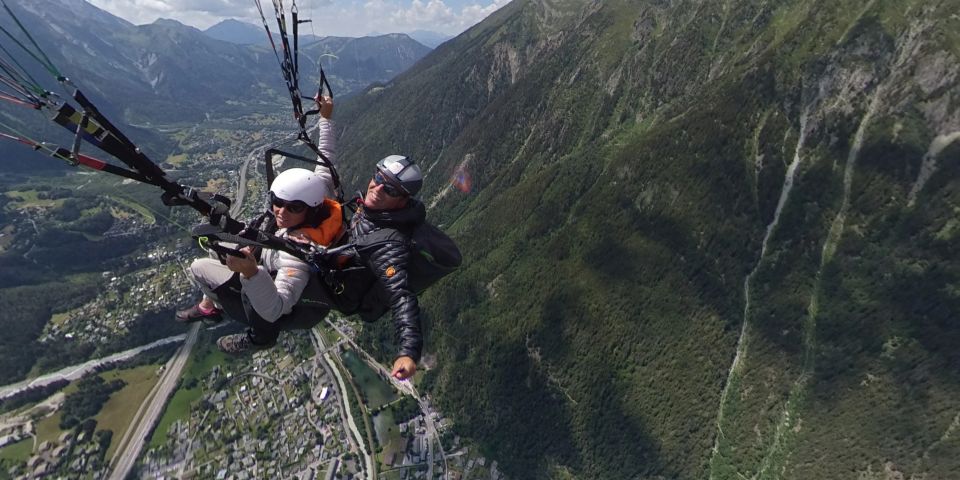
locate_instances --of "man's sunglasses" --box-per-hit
[270,193,308,213]
[374,171,406,197]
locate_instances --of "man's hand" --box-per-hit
[391,356,417,380]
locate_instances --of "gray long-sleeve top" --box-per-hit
[239,229,313,322]
[313,116,337,194]
[242,117,338,322]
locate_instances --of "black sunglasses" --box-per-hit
[374,171,406,197]
[270,193,308,213]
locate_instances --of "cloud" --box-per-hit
[88,0,508,36]
[459,0,510,26]
[385,0,511,34]
[392,0,457,27]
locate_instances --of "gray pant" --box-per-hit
[187,258,333,342]
[189,258,235,304]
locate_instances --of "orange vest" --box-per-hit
[293,198,344,246]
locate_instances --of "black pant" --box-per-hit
[210,274,334,343]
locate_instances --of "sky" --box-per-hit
[87,0,511,37]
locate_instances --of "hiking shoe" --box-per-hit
[175,304,223,325]
[216,332,275,355]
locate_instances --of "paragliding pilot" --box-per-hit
[329,154,428,380]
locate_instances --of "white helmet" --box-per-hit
[269,168,329,207]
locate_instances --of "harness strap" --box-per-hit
[292,1,300,82]
[255,0,342,201]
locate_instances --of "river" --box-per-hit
[0,335,186,401]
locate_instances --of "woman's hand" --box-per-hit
[225,247,259,279]
[287,230,313,244]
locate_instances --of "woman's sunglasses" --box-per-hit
[374,171,406,197]
[270,193,308,213]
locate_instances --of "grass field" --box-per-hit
[165,153,188,167]
[204,178,230,193]
[104,196,156,224]
[319,325,340,346]
[4,190,65,209]
[95,365,163,460]
[373,409,405,466]
[28,364,162,455]
[0,438,33,463]
[34,411,64,445]
[50,311,71,326]
[185,343,230,379]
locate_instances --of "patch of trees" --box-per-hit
[66,209,114,236]
[0,280,95,384]
[356,317,396,366]
[418,368,437,394]
[95,429,112,451]
[0,196,9,222]
[50,197,99,223]
[59,376,126,429]
[36,188,72,200]
[52,199,82,222]
[389,396,420,424]
[112,309,184,352]
[122,343,178,369]
[30,343,98,381]
[0,255,58,288]
[34,234,140,274]
[0,379,69,415]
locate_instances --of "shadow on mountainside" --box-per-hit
[807,129,960,390]
[531,284,668,479]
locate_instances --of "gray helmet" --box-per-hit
[376,155,423,197]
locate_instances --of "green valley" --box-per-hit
[0,0,957,478]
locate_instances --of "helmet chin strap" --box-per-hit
[292,204,325,230]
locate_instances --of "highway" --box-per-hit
[231,130,303,218]
[230,142,263,218]
[108,323,200,480]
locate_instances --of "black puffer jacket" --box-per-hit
[344,199,426,362]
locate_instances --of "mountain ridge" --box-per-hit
[203,18,271,45]
[0,1,431,120]
[0,0,430,171]
[333,0,960,478]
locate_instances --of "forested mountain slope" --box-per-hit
[333,0,960,478]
